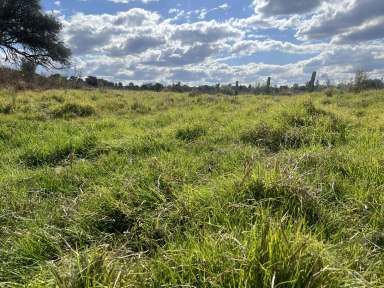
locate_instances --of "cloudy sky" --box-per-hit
[41,0,384,86]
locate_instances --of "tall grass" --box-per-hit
[0,89,383,287]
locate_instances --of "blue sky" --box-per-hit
[40,0,384,85]
[42,0,251,20]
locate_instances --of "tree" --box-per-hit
[266,77,271,93]
[85,76,98,87]
[354,70,368,92]
[307,71,317,92]
[20,59,37,79]
[0,0,71,68]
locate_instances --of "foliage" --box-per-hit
[20,59,38,79]
[0,0,71,67]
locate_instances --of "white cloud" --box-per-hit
[253,0,322,16]
[298,0,384,43]
[58,3,384,85]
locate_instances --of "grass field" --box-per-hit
[0,89,383,287]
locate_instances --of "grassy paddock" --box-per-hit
[0,89,383,287]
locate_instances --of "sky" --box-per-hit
[40,0,384,86]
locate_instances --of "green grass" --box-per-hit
[0,89,383,287]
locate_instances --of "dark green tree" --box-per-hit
[20,59,37,78]
[266,77,271,93]
[307,71,317,92]
[0,0,71,68]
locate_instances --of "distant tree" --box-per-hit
[0,0,71,67]
[20,59,37,79]
[128,82,135,90]
[153,83,163,92]
[307,71,317,92]
[366,79,384,89]
[354,70,368,92]
[85,76,98,87]
[266,77,271,89]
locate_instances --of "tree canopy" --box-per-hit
[0,0,71,68]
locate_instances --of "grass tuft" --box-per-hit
[51,103,96,118]
[176,126,206,142]
[20,135,98,167]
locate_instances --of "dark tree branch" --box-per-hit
[0,0,71,68]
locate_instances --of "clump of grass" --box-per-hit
[176,126,206,142]
[241,102,348,151]
[73,186,172,252]
[325,88,334,98]
[241,123,302,152]
[241,178,323,227]
[20,135,98,167]
[354,110,366,117]
[51,103,96,118]
[0,88,18,114]
[0,103,14,114]
[127,220,329,287]
[128,134,172,156]
[321,98,332,105]
[0,128,10,141]
[130,101,151,113]
[49,249,122,288]
[51,94,65,103]
[188,90,200,97]
[89,200,132,234]
[370,231,384,249]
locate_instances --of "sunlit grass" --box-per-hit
[0,89,383,287]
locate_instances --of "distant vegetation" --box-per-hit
[1,65,383,95]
